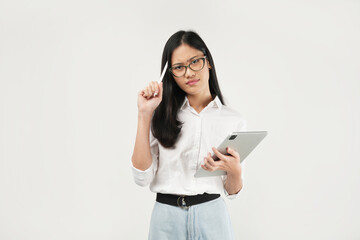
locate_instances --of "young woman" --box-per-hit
[131,30,247,240]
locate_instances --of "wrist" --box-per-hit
[138,112,153,121]
[227,165,242,177]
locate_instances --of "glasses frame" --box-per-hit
[169,56,207,77]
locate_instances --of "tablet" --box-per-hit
[194,131,268,178]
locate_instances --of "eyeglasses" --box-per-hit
[169,56,207,77]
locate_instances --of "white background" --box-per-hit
[0,0,359,239]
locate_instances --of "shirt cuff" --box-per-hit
[131,161,154,187]
[224,188,241,200]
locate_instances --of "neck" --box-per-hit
[187,91,214,113]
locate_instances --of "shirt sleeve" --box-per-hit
[131,129,159,187]
[222,117,247,200]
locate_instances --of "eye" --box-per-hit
[191,59,199,64]
[174,66,184,70]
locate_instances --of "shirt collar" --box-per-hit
[180,95,223,111]
[213,95,223,110]
[180,96,190,110]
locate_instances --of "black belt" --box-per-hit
[156,193,220,209]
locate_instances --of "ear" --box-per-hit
[207,60,212,69]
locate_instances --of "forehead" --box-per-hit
[171,44,203,64]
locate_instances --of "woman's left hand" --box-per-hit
[201,147,242,175]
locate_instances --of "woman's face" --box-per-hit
[170,44,211,97]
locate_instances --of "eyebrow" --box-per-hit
[172,55,199,66]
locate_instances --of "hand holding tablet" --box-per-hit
[194,131,268,178]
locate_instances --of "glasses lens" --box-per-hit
[170,57,206,77]
[189,58,205,71]
[171,66,185,77]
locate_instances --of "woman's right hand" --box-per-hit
[137,81,163,115]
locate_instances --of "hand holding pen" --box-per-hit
[138,61,168,114]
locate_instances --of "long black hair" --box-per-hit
[151,30,225,148]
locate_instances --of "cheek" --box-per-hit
[200,71,210,84]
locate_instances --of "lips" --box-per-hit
[186,79,200,85]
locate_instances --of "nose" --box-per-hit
[185,66,195,78]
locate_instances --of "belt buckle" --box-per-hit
[177,196,189,210]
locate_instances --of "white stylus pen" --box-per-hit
[154,61,168,97]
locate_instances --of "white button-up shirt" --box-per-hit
[131,96,247,200]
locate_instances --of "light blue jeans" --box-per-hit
[148,197,235,240]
